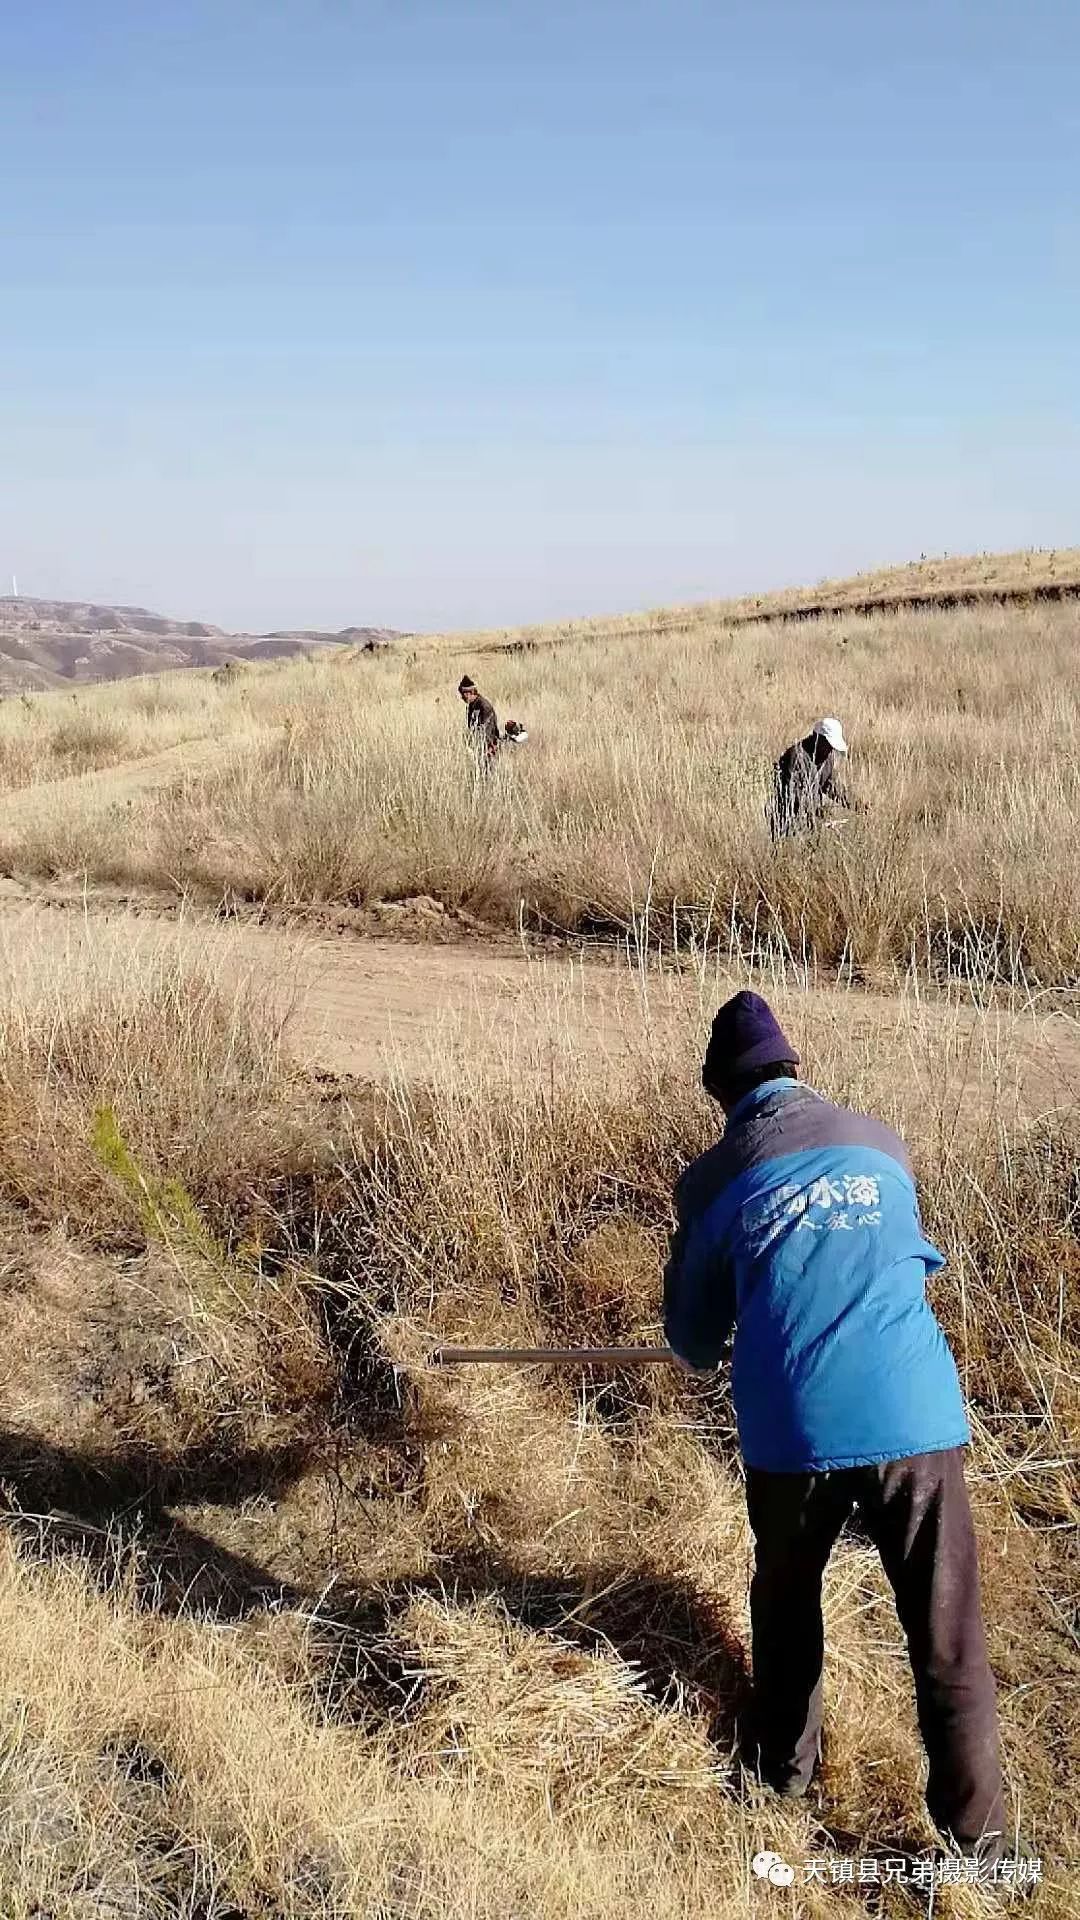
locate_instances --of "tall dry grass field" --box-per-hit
[0,920,1075,1918]
[3,600,1078,986]
[0,578,1078,1915]
[0,669,270,791]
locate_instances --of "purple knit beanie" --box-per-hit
[702,991,798,1095]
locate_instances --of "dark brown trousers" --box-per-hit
[744,1448,1005,1845]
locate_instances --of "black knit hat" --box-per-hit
[702,992,798,1095]
[458,675,477,694]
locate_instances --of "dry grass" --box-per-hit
[695,543,1080,624]
[0,932,1075,1917]
[0,919,308,1239]
[0,663,297,793]
[0,566,1077,1913]
[5,599,1077,988]
[420,544,1080,654]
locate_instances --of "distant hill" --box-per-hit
[0,598,404,692]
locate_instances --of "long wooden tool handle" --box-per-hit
[432,1345,677,1366]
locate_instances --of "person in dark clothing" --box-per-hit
[770,715,851,838]
[663,991,1008,1859]
[458,675,500,765]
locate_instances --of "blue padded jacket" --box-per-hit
[662,1079,969,1472]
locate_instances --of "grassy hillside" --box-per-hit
[3,546,1076,691]
[0,937,1074,1917]
[4,594,1079,988]
[0,559,1077,1916]
[417,544,1080,657]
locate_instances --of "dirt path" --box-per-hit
[0,891,637,1076]
[0,731,262,829]
[2,887,1078,1121]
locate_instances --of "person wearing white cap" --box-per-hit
[769,717,852,840]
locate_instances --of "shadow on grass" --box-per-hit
[0,1425,314,1614]
[0,1424,751,1748]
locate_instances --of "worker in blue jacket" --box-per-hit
[663,991,1006,1858]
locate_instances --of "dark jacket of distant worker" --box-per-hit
[458,676,500,761]
[770,715,850,838]
[663,991,1005,1855]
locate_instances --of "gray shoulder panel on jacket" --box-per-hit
[677,1089,911,1219]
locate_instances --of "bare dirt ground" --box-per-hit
[3,882,1078,1122]
[0,884,657,1078]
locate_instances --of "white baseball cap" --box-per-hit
[814,716,848,754]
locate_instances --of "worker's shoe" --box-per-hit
[739,1732,817,1800]
[936,1829,1040,1901]
[764,1770,814,1801]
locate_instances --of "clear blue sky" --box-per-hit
[2,1,1078,632]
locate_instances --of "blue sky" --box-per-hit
[2,1,1078,631]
